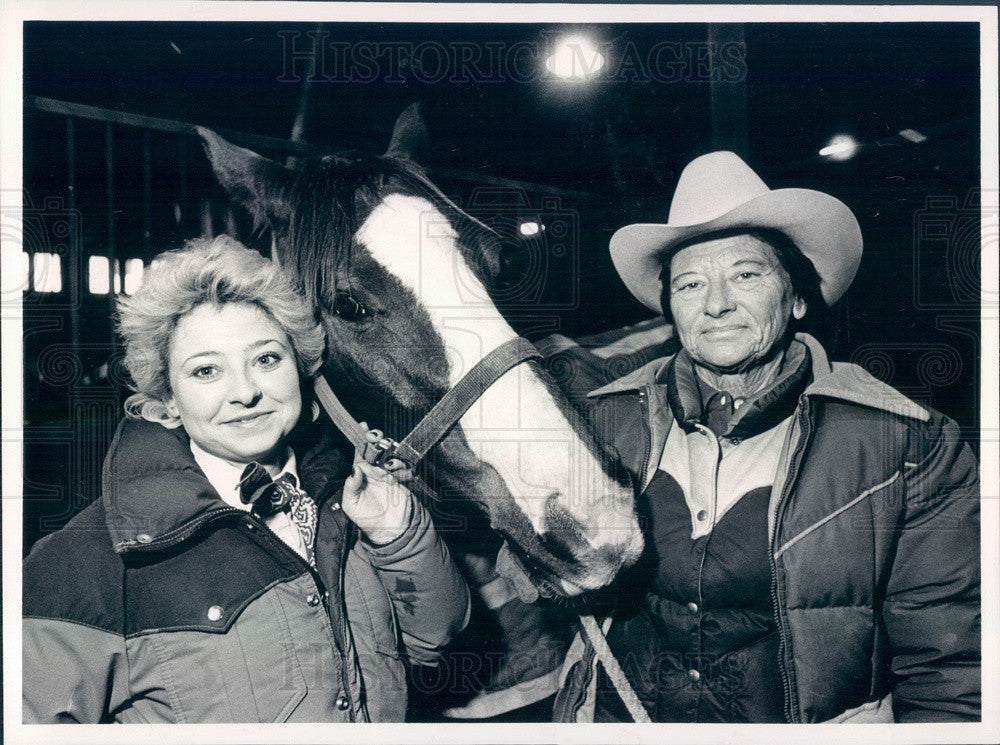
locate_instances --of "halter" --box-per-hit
[313,335,652,723]
[314,336,540,472]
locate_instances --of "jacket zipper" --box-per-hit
[338,520,364,721]
[769,398,812,723]
[637,388,653,489]
[117,506,244,553]
[309,480,361,721]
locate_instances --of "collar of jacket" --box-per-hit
[587,332,930,424]
[665,343,811,439]
[102,417,352,556]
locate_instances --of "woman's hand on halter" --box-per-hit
[342,427,416,546]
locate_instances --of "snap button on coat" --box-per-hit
[21,417,471,724]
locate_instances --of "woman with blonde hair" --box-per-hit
[23,235,469,723]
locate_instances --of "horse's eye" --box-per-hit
[495,242,528,289]
[332,293,373,322]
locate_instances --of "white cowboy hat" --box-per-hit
[610,151,863,313]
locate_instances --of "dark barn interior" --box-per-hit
[20,20,982,553]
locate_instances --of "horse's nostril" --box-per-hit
[539,493,589,563]
[536,490,645,591]
[538,532,583,566]
[542,492,581,534]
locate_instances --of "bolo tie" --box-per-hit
[238,462,318,567]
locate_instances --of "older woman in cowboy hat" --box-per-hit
[554,152,980,723]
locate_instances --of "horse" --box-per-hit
[197,106,644,718]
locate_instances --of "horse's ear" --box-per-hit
[196,127,293,229]
[384,101,430,163]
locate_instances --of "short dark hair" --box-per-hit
[658,228,827,333]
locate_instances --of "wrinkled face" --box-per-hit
[668,234,806,372]
[165,302,302,468]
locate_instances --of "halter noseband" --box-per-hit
[314,335,653,722]
[314,336,541,471]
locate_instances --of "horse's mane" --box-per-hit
[274,152,495,312]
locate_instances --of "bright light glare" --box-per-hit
[819,134,859,161]
[546,36,605,80]
[124,258,144,295]
[33,252,62,293]
[899,128,927,144]
[519,221,542,237]
[88,256,121,295]
[89,256,109,294]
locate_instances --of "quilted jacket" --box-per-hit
[553,333,980,723]
[23,417,470,723]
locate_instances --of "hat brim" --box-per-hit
[610,188,863,314]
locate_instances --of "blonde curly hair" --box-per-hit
[116,235,325,426]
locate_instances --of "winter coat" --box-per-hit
[22,417,470,723]
[553,333,980,723]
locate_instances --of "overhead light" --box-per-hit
[545,35,605,81]
[899,128,928,144]
[519,221,542,237]
[819,134,859,161]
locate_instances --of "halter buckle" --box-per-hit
[362,436,405,469]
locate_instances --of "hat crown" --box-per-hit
[668,151,770,226]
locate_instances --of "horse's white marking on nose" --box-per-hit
[357,194,639,564]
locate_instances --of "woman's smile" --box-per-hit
[222,411,275,426]
[701,324,747,337]
[165,302,302,468]
[669,235,805,373]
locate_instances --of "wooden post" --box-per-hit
[66,117,80,354]
[708,24,749,156]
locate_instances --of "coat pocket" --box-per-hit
[132,586,308,722]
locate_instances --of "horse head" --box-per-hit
[198,108,643,598]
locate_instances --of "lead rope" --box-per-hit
[578,614,651,723]
[313,338,648,723]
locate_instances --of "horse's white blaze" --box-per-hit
[358,195,637,560]
[356,194,515,377]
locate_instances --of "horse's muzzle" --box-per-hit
[532,495,644,596]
